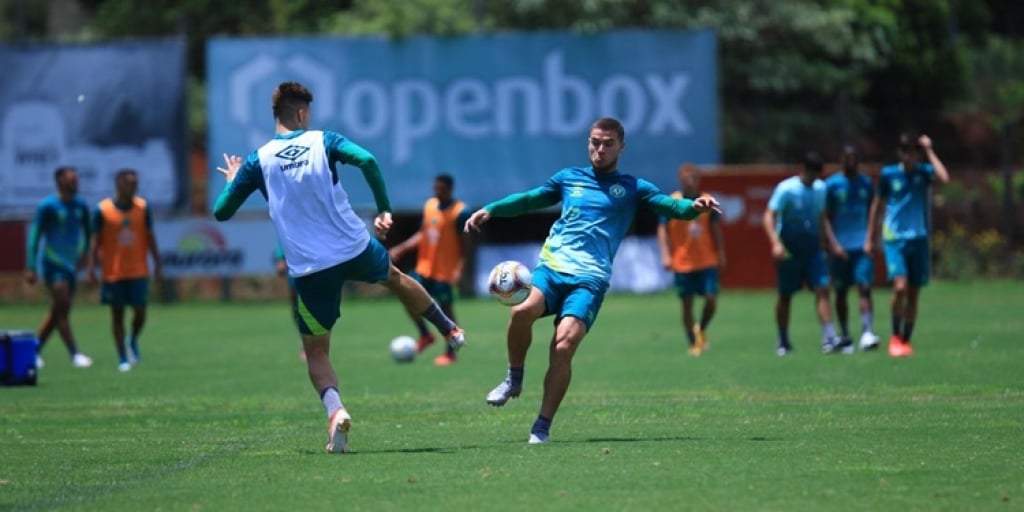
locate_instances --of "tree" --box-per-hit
[961,35,1024,245]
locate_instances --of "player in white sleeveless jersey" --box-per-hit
[213,81,466,454]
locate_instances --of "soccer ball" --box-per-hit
[488,260,533,306]
[389,335,417,363]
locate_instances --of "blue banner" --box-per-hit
[207,30,718,212]
[0,38,187,217]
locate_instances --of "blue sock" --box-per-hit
[65,341,79,357]
[420,303,457,335]
[414,319,430,338]
[777,327,790,347]
[902,322,915,344]
[892,315,903,338]
[116,345,128,364]
[128,335,139,356]
[508,367,524,388]
[531,415,552,436]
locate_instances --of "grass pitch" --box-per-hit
[1,281,1022,511]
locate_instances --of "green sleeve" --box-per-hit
[484,187,561,217]
[326,132,391,214]
[638,179,699,220]
[274,243,285,262]
[26,204,45,270]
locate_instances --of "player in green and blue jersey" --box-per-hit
[763,152,845,356]
[866,133,949,357]
[465,117,720,444]
[825,145,880,351]
[25,167,93,369]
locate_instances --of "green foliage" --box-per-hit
[962,35,1024,130]
[320,0,482,38]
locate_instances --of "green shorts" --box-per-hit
[293,238,390,336]
[409,271,455,306]
[101,278,149,307]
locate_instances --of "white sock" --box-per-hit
[320,387,343,419]
[861,312,874,334]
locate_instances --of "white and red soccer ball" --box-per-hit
[487,260,533,306]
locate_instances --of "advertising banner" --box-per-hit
[154,218,278,278]
[0,39,188,218]
[208,30,718,212]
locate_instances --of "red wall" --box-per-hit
[701,166,887,289]
[0,221,26,272]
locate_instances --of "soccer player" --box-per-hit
[213,81,466,454]
[825,145,880,351]
[763,151,846,356]
[87,169,163,373]
[388,173,471,366]
[656,163,726,357]
[464,117,720,444]
[866,133,949,357]
[24,166,93,369]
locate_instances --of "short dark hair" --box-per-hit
[897,131,920,154]
[591,117,625,142]
[434,173,454,189]
[54,166,75,184]
[272,82,313,120]
[804,151,824,172]
[115,169,137,182]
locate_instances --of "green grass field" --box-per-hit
[1,281,1022,511]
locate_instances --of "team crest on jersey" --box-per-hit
[892,179,903,192]
[836,190,847,202]
[275,145,310,161]
[609,184,626,198]
[570,186,584,198]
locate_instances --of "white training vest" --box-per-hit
[257,130,370,277]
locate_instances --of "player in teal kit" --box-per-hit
[465,117,720,444]
[763,152,845,356]
[25,167,93,369]
[825,145,880,351]
[866,133,949,357]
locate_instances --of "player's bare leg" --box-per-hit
[681,296,700,355]
[857,285,879,350]
[888,276,912,356]
[379,265,463,349]
[127,305,146,364]
[835,288,850,340]
[486,287,545,406]
[695,294,716,354]
[775,294,793,355]
[433,304,458,366]
[37,281,88,367]
[303,333,350,453]
[526,316,587,444]
[110,305,130,372]
[815,286,843,353]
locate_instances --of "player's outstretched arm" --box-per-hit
[918,135,950,184]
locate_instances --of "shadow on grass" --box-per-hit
[297,436,781,455]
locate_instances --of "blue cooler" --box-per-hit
[1,330,39,386]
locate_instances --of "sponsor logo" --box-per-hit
[161,222,243,271]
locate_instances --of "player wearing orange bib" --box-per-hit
[87,170,163,373]
[657,164,726,356]
[389,174,471,366]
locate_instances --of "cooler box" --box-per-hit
[1,330,38,386]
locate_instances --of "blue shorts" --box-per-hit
[673,268,720,298]
[292,238,390,336]
[410,271,455,306]
[775,249,830,296]
[532,266,608,331]
[830,249,874,291]
[884,237,930,287]
[42,260,77,295]
[101,278,149,307]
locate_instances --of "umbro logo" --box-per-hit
[275,145,310,161]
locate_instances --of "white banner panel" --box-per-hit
[155,218,278,277]
[475,236,672,296]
